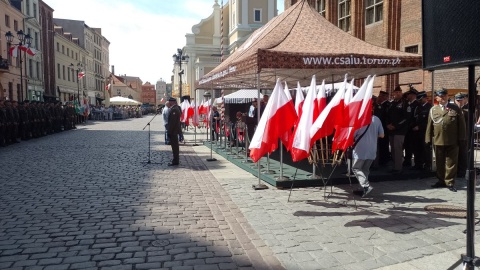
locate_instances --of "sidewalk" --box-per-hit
[186,123,480,270]
[0,115,478,270]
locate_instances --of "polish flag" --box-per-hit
[9,46,19,57]
[19,45,37,56]
[191,101,200,127]
[313,80,327,122]
[281,81,296,150]
[294,81,305,120]
[180,99,190,123]
[357,76,375,128]
[331,76,374,152]
[249,79,297,163]
[105,83,111,91]
[310,75,348,142]
[78,71,85,79]
[290,76,317,162]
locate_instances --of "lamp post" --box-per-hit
[70,63,83,106]
[172,48,189,101]
[5,30,32,101]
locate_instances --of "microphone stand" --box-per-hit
[142,112,161,165]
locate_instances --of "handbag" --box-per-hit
[346,124,371,159]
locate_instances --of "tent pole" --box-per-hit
[277,139,289,181]
[207,83,217,162]
[193,88,199,146]
[253,71,268,190]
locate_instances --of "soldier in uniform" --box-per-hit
[4,100,19,144]
[373,90,391,167]
[403,87,419,167]
[167,97,182,166]
[386,86,408,174]
[426,88,466,192]
[17,101,29,140]
[413,91,433,170]
[0,100,7,146]
[454,92,468,178]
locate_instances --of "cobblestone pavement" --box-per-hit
[1,115,480,270]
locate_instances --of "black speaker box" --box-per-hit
[422,0,480,70]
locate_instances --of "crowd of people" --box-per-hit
[0,100,145,147]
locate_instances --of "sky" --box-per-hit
[43,0,284,86]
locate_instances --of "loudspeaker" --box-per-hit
[422,0,480,70]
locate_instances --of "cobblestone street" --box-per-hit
[0,116,479,270]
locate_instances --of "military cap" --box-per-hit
[455,92,467,100]
[416,91,427,100]
[168,97,177,102]
[435,88,448,96]
[379,90,388,96]
[406,89,418,95]
[393,86,403,92]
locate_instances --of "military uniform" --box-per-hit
[373,91,391,166]
[167,98,182,166]
[403,89,419,167]
[455,93,468,178]
[413,91,432,169]
[386,87,408,172]
[426,90,466,189]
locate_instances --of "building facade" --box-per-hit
[39,0,55,101]
[0,0,26,101]
[173,0,277,103]
[155,78,167,105]
[284,0,477,94]
[141,82,156,105]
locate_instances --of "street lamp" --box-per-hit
[70,62,83,105]
[172,48,189,101]
[5,30,32,101]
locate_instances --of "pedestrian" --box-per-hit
[162,101,171,145]
[167,97,182,166]
[210,106,220,141]
[351,109,385,197]
[386,86,408,174]
[454,92,468,178]
[426,88,466,192]
[412,91,433,170]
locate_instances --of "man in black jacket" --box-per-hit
[386,86,408,174]
[167,98,182,166]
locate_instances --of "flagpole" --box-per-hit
[253,72,268,190]
[276,140,289,181]
[205,90,216,162]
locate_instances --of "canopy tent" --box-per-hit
[215,89,264,104]
[109,96,142,105]
[198,0,422,90]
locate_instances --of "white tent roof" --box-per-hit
[109,96,142,105]
[215,89,264,104]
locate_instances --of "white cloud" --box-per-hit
[43,0,283,86]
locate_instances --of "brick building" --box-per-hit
[284,0,477,95]
[141,82,156,106]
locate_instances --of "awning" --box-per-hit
[216,89,264,104]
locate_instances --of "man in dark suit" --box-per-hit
[426,88,466,192]
[373,90,391,166]
[413,91,433,170]
[167,98,182,166]
[454,92,468,178]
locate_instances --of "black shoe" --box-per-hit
[362,186,373,197]
[431,182,446,188]
[448,186,457,192]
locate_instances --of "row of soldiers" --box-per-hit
[0,100,81,147]
[373,85,470,177]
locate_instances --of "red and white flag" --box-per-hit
[249,79,296,163]
[310,75,348,142]
[180,99,190,123]
[191,101,200,127]
[313,80,327,122]
[9,46,19,57]
[78,71,85,79]
[290,76,317,162]
[281,81,296,150]
[357,76,375,128]
[331,76,374,152]
[294,81,305,120]
[19,45,37,56]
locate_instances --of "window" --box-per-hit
[231,11,236,30]
[57,63,61,79]
[405,45,419,54]
[33,3,37,19]
[5,15,10,27]
[36,62,40,79]
[62,45,64,54]
[338,0,351,32]
[29,59,33,79]
[14,20,18,31]
[366,0,383,24]
[67,66,71,81]
[254,9,262,22]
[26,0,31,16]
[316,0,326,17]
[62,65,65,80]
[57,42,60,51]
[67,48,70,57]
[34,32,38,49]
